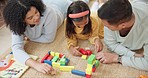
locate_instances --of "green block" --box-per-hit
[87,54,96,64]
[60,63,66,66]
[51,56,59,62]
[95,60,99,68]
[60,58,66,64]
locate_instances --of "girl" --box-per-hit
[65,1,104,56]
[3,0,71,74]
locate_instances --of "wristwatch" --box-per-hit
[118,55,122,64]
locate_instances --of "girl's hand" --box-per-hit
[94,38,103,52]
[70,46,82,56]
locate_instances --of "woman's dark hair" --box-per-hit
[3,0,45,35]
[98,0,132,25]
[66,1,92,38]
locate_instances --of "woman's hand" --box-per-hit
[26,58,55,74]
[94,38,103,52]
[70,46,82,56]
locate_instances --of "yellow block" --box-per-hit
[86,68,92,75]
[55,52,60,57]
[60,66,74,72]
[52,62,60,68]
[50,51,55,56]
[87,64,93,69]
[81,55,87,59]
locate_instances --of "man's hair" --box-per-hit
[97,0,133,25]
[3,0,45,35]
[66,1,92,38]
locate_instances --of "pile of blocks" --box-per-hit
[41,51,99,78]
[41,51,74,72]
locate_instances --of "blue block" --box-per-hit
[48,51,51,55]
[71,70,86,77]
[66,58,70,65]
[44,60,52,66]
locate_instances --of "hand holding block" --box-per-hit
[79,48,88,55]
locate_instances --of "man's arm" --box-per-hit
[121,43,148,71]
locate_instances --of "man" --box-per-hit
[96,0,148,71]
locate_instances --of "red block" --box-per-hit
[79,48,88,55]
[86,74,91,78]
[92,67,96,72]
[41,53,49,63]
[86,50,92,55]
[47,55,53,61]
[59,53,64,58]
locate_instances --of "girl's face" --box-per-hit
[25,6,40,25]
[73,16,89,28]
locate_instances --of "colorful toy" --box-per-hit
[79,48,92,55]
[41,51,74,72]
[71,70,86,77]
[41,52,50,63]
[41,51,100,77]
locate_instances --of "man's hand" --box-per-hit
[96,52,118,63]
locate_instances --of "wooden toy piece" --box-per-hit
[87,64,93,69]
[59,53,64,58]
[71,69,86,77]
[140,75,148,78]
[48,51,51,55]
[85,47,90,50]
[50,51,55,56]
[59,58,66,66]
[60,66,74,72]
[92,67,96,72]
[51,56,59,62]
[86,50,92,55]
[55,52,60,57]
[86,74,91,78]
[87,54,96,64]
[47,55,53,61]
[52,62,60,68]
[79,48,88,55]
[65,58,70,65]
[86,68,92,75]
[95,60,99,68]
[41,53,49,63]
[81,55,87,59]
[44,60,52,66]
